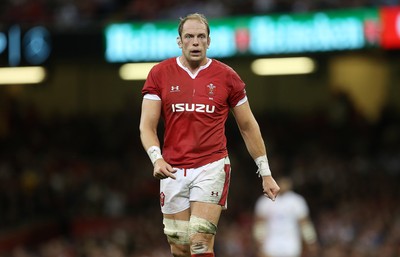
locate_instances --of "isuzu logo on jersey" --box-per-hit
[171,103,215,113]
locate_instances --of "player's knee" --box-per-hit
[163,218,190,257]
[188,216,217,254]
[163,218,190,248]
[189,216,217,237]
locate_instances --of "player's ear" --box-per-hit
[177,36,182,48]
[207,36,211,49]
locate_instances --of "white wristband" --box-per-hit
[255,155,271,177]
[147,146,163,164]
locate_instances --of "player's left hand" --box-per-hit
[262,176,280,201]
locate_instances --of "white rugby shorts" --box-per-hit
[159,157,231,214]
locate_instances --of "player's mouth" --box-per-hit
[190,50,201,56]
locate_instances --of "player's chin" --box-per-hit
[189,55,201,60]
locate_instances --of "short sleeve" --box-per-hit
[293,194,309,219]
[227,68,247,108]
[142,65,161,97]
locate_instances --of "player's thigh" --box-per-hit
[163,208,191,221]
[190,201,222,225]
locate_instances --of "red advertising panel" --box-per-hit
[380,6,400,49]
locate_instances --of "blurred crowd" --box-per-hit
[0,90,399,257]
[0,0,399,29]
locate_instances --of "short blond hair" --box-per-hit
[178,13,210,38]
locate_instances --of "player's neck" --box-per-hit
[180,56,208,74]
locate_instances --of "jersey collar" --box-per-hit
[176,57,212,79]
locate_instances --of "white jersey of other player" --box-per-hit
[254,190,309,257]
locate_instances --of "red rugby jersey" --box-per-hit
[142,57,247,168]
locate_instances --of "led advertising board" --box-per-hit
[0,25,51,66]
[248,8,379,55]
[104,8,380,62]
[380,6,400,49]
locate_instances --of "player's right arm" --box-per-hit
[139,98,176,179]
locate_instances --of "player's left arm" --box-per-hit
[232,101,265,158]
[232,102,280,200]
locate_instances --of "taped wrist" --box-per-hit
[255,155,271,177]
[147,146,163,164]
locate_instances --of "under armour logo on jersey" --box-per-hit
[170,85,180,92]
[211,191,219,197]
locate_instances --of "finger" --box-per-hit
[165,167,177,179]
[264,190,276,201]
[272,187,280,197]
[167,170,176,180]
[154,168,170,179]
[154,172,166,179]
[263,193,273,201]
[160,169,176,180]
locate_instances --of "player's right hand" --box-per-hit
[153,158,177,180]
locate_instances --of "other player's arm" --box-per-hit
[252,215,268,256]
[231,101,280,200]
[299,217,319,257]
[139,98,176,179]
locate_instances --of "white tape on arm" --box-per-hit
[255,155,272,177]
[253,220,267,243]
[147,146,163,164]
[301,220,317,244]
